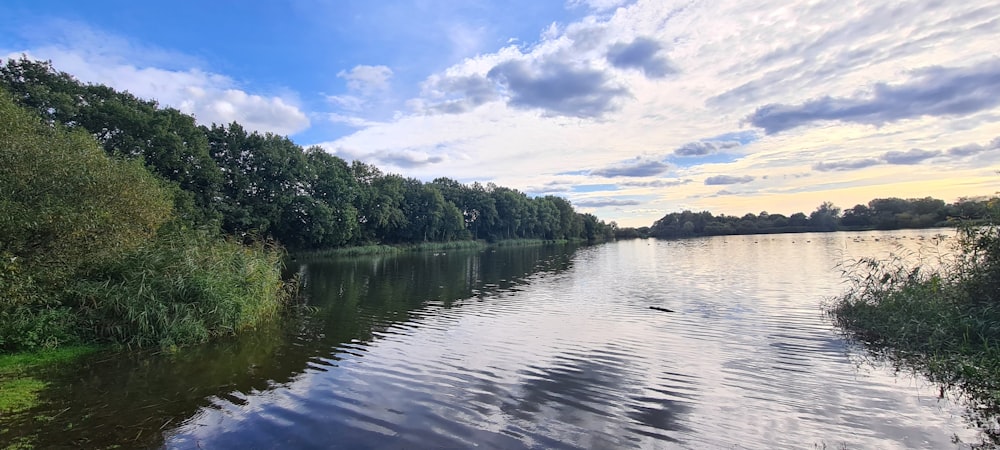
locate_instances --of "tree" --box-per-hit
[305,148,360,247]
[841,204,872,227]
[351,166,407,243]
[0,57,223,226]
[430,178,497,240]
[789,212,809,227]
[0,88,174,281]
[206,123,312,243]
[809,202,841,231]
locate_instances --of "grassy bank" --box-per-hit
[829,221,1000,442]
[293,238,578,260]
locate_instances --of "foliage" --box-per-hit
[0,57,614,254]
[0,89,174,280]
[0,57,223,226]
[0,87,173,351]
[649,196,995,239]
[71,227,292,349]
[829,214,1000,443]
[0,87,291,353]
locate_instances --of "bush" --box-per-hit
[71,226,291,349]
[0,88,292,352]
[830,218,1000,443]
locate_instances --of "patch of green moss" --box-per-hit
[0,378,46,415]
[0,346,98,377]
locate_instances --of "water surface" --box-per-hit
[4,230,979,448]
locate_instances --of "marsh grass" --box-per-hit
[829,222,1000,443]
[293,238,579,261]
[72,227,291,349]
[0,378,46,415]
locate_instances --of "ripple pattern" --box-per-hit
[164,230,978,449]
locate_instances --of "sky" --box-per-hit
[2,0,999,227]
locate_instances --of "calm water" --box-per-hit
[4,229,982,448]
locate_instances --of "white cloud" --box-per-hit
[567,0,630,13]
[7,47,309,135]
[337,65,393,94]
[315,0,1000,226]
[3,22,310,135]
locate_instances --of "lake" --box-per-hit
[3,229,982,448]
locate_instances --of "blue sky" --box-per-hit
[3,0,999,226]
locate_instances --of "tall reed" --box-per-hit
[72,226,291,349]
[829,221,1000,443]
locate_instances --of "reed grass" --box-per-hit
[293,238,579,260]
[829,221,1000,443]
[71,227,291,349]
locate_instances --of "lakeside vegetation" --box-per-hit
[0,57,614,356]
[616,196,997,240]
[0,88,294,353]
[829,208,1000,443]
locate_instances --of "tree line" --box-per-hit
[0,57,614,352]
[0,57,614,251]
[621,197,997,240]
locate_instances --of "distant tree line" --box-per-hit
[0,57,614,250]
[617,197,997,240]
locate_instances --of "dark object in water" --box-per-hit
[649,306,674,313]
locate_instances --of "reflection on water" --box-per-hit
[2,231,981,449]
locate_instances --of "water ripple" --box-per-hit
[162,231,979,449]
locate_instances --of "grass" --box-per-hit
[72,227,292,349]
[293,238,576,260]
[0,378,47,415]
[829,221,1000,444]
[0,345,96,419]
[491,238,572,247]
[0,346,97,377]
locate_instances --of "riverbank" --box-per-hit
[292,238,582,259]
[829,222,1000,443]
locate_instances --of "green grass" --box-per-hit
[0,378,46,415]
[0,345,96,420]
[294,237,583,260]
[492,238,566,247]
[72,227,292,349]
[0,346,97,377]
[406,240,486,252]
[296,244,402,259]
[829,222,1000,444]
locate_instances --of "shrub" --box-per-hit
[71,227,290,349]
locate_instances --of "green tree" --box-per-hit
[206,123,312,244]
[0,89,173,279]
[305,148,360,247]
[351,165,407,243]
[809,202,841,231]
[0,57,223,226]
